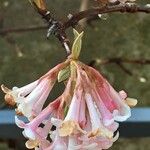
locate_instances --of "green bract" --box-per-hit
[57,66,71,82]
[73,28,80,39]
[71,29,84,60]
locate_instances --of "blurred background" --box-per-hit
[0,0,150,149]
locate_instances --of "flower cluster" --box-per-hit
[1,30,137,150]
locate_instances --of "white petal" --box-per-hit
[15,116,25,128]
[51,117,62,127]
[82,143,98,150]
[68,136,77,150]
[85,93,101,129]
[24,128,36,140]
[18,80,39,97]
[113,107,131,122]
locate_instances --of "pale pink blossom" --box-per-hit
[1,62,66,119]
[82,64,133,123]
[1,60,137,150]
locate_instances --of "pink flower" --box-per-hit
[1,60,137,149]
[15,97,61,149]
[54,61,137,149]
[83,65,132,123]
[1,62,66,119]
[1,28,138,149]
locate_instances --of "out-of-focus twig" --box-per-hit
[2,35,24,57]
[93,58,150,65]
[116,62,133,76]
[0,16,23,57]
[79,0,89,29]
[89,57,150,77]
[0,25,47,35]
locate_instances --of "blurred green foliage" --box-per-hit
[0,0,150,149]
[0,143,10,150]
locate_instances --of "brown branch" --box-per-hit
[89,58,150,66]
[116,62,133,76]
[31,3,150,55]
[1,4,150,34]
[30,1,71,55]
[0,25,47,35]
[89,57,150,77]
[107,58,150,65]
[1,3,150,55]
[1,4,150,35]
[63,4,150,29]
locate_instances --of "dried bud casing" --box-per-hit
[31,0,46,10]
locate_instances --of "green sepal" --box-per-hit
[71,29,84,60]
[57,65,70,82]
[73,28,80,39]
